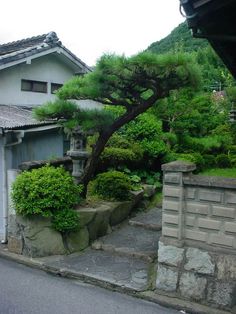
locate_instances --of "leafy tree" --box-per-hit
[147,22,208,54]
[122,112,167,158]
[34,52,200,194]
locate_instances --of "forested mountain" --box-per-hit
[147,22,235,91]
[147,22,208,54]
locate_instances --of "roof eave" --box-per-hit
[0,45,91,73]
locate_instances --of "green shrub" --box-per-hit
[124,112,167,158]
[228,145,236,155]
[91,171,132,201]
[229,155,236,167]
[166,152,205,171]
[216,154,231,168]
[101,146,143,163]
[130,169,162,188]
[12,165,82,217]
[203,154,216,168]
[52,209,80,233]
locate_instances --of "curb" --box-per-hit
[0,247,232,314]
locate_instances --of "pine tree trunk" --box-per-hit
[80,97,160,197]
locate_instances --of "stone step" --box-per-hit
[129,207,162,231]
[40,249,151,292]
[92,224,161,262]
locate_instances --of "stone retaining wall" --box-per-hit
[8,190,143,257]
[156,241,236,310]
[156,161,236,311]
[19,156,72,172]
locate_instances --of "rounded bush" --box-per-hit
[216,154,231,168]
[171,152,205,170]
[12,165,82,217]
[203,154,216,168]
[91,171,132,201]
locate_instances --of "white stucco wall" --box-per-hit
[0,137,4,240]
[0,54,75,106]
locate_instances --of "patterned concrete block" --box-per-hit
[162,214,179,225]
[209,233,234,247]
[158,241,184,267]
[164,173,181,184]
[156,264,178,292]
[212,206,235,219]
[162,200,179,211]
[163,186,182,198]
[184,248,215,275]
[225,192,236,205]
[162,227,178,238]
[186,188,196,200]
[225,222,236,233]
[185,229,207,242]
[186,203,209,215]
[199,189,222,202]
[197,218,221,230]
[185,215,195,227]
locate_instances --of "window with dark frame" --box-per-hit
[51,83,63,94]
[21,79,47,93]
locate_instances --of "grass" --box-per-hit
[147,190,163,209]
[200,168,236,178]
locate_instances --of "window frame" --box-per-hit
[21,79,48,93]
[51,83,63,94]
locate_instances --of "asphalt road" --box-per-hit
[0,258,179,314]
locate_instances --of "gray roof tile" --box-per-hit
[0,105,52,129]
[0,32,91,72]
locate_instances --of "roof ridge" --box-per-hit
[0,33,47,48]
[0,32,59,55]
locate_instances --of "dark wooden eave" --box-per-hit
[180,0,236,78]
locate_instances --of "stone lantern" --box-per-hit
[229,102,236,123]
[67,126,90,183]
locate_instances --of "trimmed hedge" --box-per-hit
[11,165,82,233]
[91,171,132,201]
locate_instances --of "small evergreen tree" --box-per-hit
[34,52,200,194]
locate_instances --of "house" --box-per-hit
[0,31,91,106]
[179,0,236,78]
[0,32,92,242]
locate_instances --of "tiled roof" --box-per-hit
[0,32,91,72]
[0,105,53,129]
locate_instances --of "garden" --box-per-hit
[10,50,236,257]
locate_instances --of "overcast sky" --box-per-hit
[1,1,185,66]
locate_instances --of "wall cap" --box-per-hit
[162,161,196,173]
[184,174,236,189]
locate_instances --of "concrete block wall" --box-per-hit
[161,161,236,253]
[157,161,236,310]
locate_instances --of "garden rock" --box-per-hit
[158,241,184,267]
[109,201,133,226]
[156,264,178,292]
[66,227,89,253]
[207,281,236,307]
[184,248,215,275]
[87,204,111,241]
[179,272,207,301]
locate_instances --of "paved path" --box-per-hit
[0,258,178,314]
[40,206,163,291]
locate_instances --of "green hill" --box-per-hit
[147,22,234,90]
[147,22,209,54]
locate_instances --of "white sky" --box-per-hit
[0,1,184,66]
